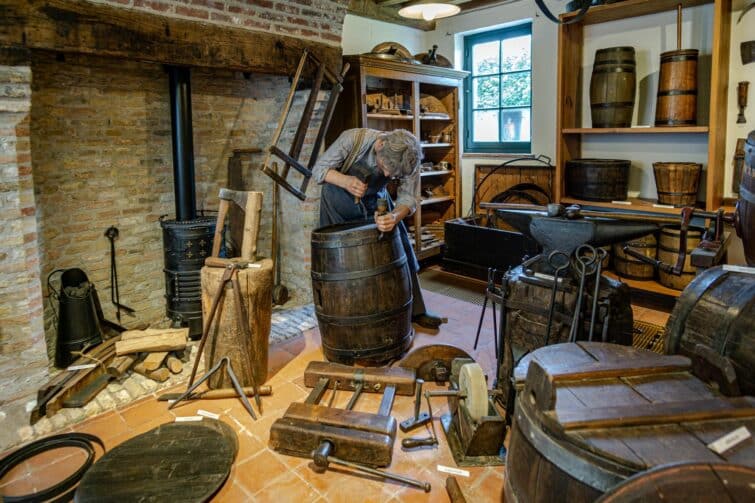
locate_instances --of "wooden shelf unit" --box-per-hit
[329,55,468,259]
[555,0,731,298]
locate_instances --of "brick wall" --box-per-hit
[0,59,49,449]
[91,0,349,46]
[31,52,324,361]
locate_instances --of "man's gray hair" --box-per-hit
[378,129,422,178]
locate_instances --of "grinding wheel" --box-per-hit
[75,420,237,502]
[458,363,488,421]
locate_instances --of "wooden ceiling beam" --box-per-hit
[0,0,342,76]
[348,0,435,31]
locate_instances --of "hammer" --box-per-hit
[210,188,263,262]
[349,163,372,205]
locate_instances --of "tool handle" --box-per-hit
[211,198,229,258]
[241,191,263,261]
[677,3,682,51]
[446,476,468,503]
[401,437,438,449]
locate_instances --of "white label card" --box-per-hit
[175,416,204,422]
[67,363,97,371]
[197,409,220,420]
[707,426,751,454]
[437,465,470,477]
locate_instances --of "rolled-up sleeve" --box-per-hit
[395,174,418,215]
[312,129,360,184]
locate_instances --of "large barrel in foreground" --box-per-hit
[666,265,755,395]
[505,342,755,503]
[311,222,413,365]
[736,131,755,266]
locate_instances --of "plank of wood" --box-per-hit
[555,397,755,430]
[142,351,168,371]
[120,328,188,341]
[683,417,755,465]
[0,0,342,76]
[115,332,187,355]
[303,361,416,396]
[107,354,137,377]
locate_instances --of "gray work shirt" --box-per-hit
[312,128,419,214]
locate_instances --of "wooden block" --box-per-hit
[303,361,416,396]
[133,362,171,383]
[142,351,168,371]
[115,332,187,356]
[166,355,183,374]
[120,328,189,341]
[107,355,136,377]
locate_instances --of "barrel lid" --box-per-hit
[595,46,635,53]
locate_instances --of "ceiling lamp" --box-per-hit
[398,1,461,22]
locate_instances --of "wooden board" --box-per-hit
[303,361,416,396]
[75,420,237,503]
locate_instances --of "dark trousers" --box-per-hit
[319,182,427,317]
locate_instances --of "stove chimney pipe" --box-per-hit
[167,65,197,221]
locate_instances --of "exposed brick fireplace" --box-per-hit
[0,0,347,449]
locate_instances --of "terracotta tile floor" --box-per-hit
[0,286,670,502]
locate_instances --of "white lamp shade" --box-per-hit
[398,3,461,21]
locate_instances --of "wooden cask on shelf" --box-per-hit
[311,221,413,365]
[657,225,702,290]
[653,162,701,207]
[736,131,755,266]
[666,265,755,395]
[612,233,656,280]
[506,342,755,503]
[655,49,698,126]
[565,159,630,201]
[590,47,636,128]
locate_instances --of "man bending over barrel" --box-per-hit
[312,128,444,330]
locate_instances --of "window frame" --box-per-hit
[463,23,533,154]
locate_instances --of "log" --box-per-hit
[120,328,189,341]
[142,351,169,371]
[166,355,183,374]
[201,259,273,389]
[115,332,187,356]
[107,354,137,377]
[133,362,171,383]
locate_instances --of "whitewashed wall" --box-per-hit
[341,14,426,56]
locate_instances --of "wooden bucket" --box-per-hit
[655,49,698,126]
[612,233,657,280]
[653,162,701,207]
[666,265,755,395]
[201,259,273,389]
[590,47,636,128]
[565,159,630,201]
[735,131,755,266]
[657,225,702,290]
[505,342,755,503]
[597,463,755,503]
[311,221,413,365]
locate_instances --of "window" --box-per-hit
[464,23,532,153]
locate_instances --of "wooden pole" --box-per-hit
[677,4,682,51]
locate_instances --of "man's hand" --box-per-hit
[375,211,398,232]
[343,175,367,198]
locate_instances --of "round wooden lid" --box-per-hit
[75,420,237,502]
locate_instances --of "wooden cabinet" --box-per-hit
[556,0,731,213]
[328,55,468,259]
[555,0,732,298]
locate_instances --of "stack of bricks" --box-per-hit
[97,0,349,46]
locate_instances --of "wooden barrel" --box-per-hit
[597,463,755,503]
[590,47,636,128]
[655,49,698,126]
[565,159,630,201]
[735,130,755,266]
[666,265,755,395]
[201,259,273,389]
[653,162,701,207]
[612,233,657,280]
[657,225,702,290]
[505,342,755,503]
[311,221,413,365]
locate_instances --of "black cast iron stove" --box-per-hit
[160,66,214,339]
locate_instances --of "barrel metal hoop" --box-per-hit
[322,330,413,359]
[514,403,631,492]
[655,119,697,125]
[315,298,413,326]
[657,190,698,196]
[592,66,636,73]
[591,102,635,109]
[312,235,380,248]
[661,54,698,63]
[657,90,698,96]
[311,255,408,281]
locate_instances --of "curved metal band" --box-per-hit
[311,255,407,281]
[316,298,412,326]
